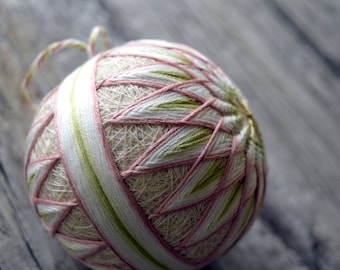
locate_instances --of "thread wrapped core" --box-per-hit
[25,39,266,270]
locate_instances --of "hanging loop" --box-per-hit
[20,26,111,110]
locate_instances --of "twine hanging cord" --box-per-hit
[20,26,111,110]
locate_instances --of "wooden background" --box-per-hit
[0,0,339,269]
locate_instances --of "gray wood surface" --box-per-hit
[0,0,339,269]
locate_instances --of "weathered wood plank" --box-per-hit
[0,6,89,267]
[0,167,40,270]
[0,0,339,269]
[271,0,340,70]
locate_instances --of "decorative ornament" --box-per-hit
[22,26,266,270]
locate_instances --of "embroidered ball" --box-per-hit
[24,39,266,270]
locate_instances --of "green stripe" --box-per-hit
[152,96,199,111]
[164,128,212,157]
[237,197,255,233]
[152,69,192,81]
[27,172,36,189]
[210,182,243,227]
[153,49,191,64]
[189,158,226,195]
[69,66,169,270]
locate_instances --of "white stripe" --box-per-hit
[57,56,193,270]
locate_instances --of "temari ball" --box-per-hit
[24,37,266,270]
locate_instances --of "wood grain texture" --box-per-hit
[0,0,339,269]
[272,0,340,71]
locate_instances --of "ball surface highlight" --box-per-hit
[24,39,266,270]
